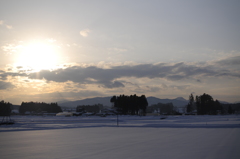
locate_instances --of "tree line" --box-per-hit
[19,102,62,114]
[0,100,12,116]
[110,94,148,115]
[147,103,181,115]
[76,104,103,113]
[186,93,235,115]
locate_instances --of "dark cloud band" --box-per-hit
[26,62,239,88]
[1,57,239,89]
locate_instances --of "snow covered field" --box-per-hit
[1,115,240,159]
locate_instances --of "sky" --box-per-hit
[0,0,240,105]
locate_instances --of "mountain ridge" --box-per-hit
[59,96,189,108]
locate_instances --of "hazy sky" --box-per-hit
[0,0,240,104]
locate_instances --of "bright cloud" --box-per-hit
[6,25,12,29]
[1,43,23,54]
[0,20,13,29]
[79,29,91,37]
[47,38,56,43]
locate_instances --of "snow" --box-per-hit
[0,115,240,159]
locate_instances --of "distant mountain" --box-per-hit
[147,96,188,107]
[218,100,230,104]
[59,96,189,108]
[59,97,113,107]
[57,100,71,105]
[175,97,187,102]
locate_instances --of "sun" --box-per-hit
[16,41,59,72]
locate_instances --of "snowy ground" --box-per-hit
[1,115,240,159]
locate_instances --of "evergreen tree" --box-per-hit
[0,100,12,116]
[139,95,148,115]
[19,102,62,114]
[215,100,223,114]
[228,106,233,114]
[187,93,194,113]
[110,94,148,115]
[110,96,116,107]
[195,95,201,115]
[195,93,221,115]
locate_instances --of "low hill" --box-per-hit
[59,97,113,107]
[59,96,189,108]
[147,96,188,107]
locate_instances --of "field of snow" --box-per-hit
[1,115,240,159]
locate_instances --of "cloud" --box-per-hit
[6,25,13,29]
[101,80,125,88]
[0,20,13,29]
[216,56,240,66]
[0,81,14,90]
[26,61,240,88]
[145,86,161,92]
[79,29,91,37]
[108,48,128,53]
[196,79,201,83]
[2,56,239,89]
[0,70,27,80]
[47,38,56,43]
[20,90,105,103]
[1,43,22,54]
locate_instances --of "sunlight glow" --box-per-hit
[15,41,59,72]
